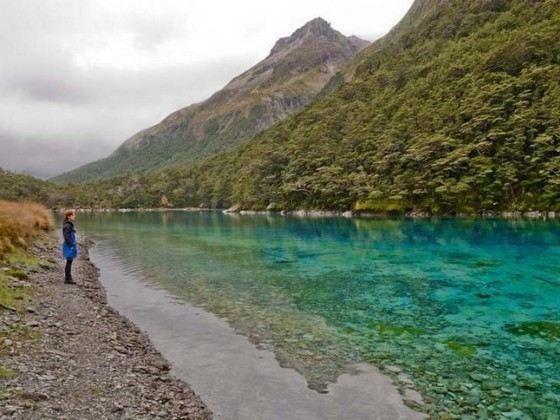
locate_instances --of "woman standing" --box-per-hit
[62,209,78,285]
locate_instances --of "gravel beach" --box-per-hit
[0,235,211,419]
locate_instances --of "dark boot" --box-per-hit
[65,259,76,284]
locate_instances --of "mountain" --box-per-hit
[337,0,450,82]
[52,18,368,184]
[66,0,560,215]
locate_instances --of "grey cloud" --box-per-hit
[12,73,89,104]
[0,55,255,178]
[129,13,186,51]
[0,129,113,179]
[0,1,255,178]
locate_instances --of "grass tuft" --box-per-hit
[0,200,53,260]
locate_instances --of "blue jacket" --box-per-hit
[62,220,78,259]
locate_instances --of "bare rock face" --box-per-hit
[268,17,368,58]
[160,194,171,208]
[53,18,369,183]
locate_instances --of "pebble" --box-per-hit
[5,405,19,414]
[385,365,402,374]
[112,402,124,413]
[0,237,211,419]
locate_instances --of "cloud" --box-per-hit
[0,55,254,178]
[0,0,413,179]
[0,129,109,180]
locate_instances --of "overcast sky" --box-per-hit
[0,0,413,179]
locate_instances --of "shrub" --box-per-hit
[0,201,53,259]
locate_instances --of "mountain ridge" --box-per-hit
[51,18,368,183]
[59,0,560,217]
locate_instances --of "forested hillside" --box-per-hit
[0,169,56,205]
[63,0,560,214]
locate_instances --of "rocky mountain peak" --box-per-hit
[224,18,368,93]
[296,17,333,37]
[268,17,341,57]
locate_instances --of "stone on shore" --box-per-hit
[0,235,211,419]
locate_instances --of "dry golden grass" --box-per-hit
[0,200,53,259]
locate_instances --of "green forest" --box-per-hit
[4,0,560,215]
[0,169,56,205]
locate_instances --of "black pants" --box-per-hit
[65,258,73,282]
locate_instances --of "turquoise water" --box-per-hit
[77,212,560,418]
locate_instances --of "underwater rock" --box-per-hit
[468,373,489,382]
[501,410,525,419]
[368,322,425,337]
[448,383,465,393]
[520,382,539,390]
[473,259,499,268]
[489,389,502,398]
[481,381,500,391]
[403,399,424,411]
[384,365,402,374]
[434,343,446,352]
[505,321,560,341]
[465,393,481,406]
[446,340,477,357]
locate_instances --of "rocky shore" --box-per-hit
[0,235,211,419]
[72,207,560,220]
[231,208,560,219]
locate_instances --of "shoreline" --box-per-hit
[66,207,559,220]
[91,241,426,420]
[2,232,426,419]
[0,234,211,419]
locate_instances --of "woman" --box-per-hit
[62,209,78,285]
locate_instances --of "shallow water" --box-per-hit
[78,212,560,418]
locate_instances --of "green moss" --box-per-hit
[505,321,560,341]
[0,249,37,312]
[368,322,425,337]
[354,199,406,213]
[3,267,28,280]
[445,340,477,357]
[0,365,16,379]
[4,247,40,269]
[0,274,32,313]
[473,259,499,268]
[5,322,36,340]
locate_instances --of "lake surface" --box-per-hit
[78,211,560,418]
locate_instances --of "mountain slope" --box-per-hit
[336,0,450,82]
[52,18,367,184]
[68,0,560,215]
[0,168,55,204]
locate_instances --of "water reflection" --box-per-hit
[77,212,560,418]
